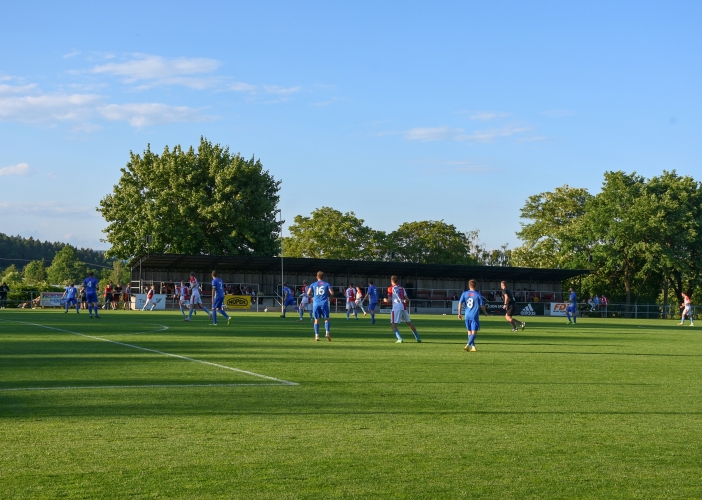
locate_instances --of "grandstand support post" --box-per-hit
[280,210,284,316]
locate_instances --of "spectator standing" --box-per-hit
[0,281,9,309]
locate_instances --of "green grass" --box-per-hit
[1,309,701,499]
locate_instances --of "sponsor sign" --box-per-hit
[550,303,569,316]
[225,295,252,309]
[482,302,545,316]
[379,307,393,314]
[40,292,64,307]
[132,294,167,310]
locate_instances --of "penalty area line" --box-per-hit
[0,319,298,386]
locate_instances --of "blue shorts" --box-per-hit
[368,302,377,311]
[566,305,576,313]
[284,297,296,307]
[313,303,330,320]
[66,298,77,306]
[86,293,98,303]
[213,295,224,309]
[465,318,480,332]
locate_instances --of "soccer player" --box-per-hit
[355,286,367,316]
[457,279,488,352]
[384,276,421,343]
[365,280,378,324]
[307,271,334,341]
[298,281,313,322]
[142,285,157,311]
[345,284,358,320]
[281,282,296,318]
[500,281,525,332]
[63,282,79,314]
[566,286,578,324]
[679,293,694,326]
[178,281,189,316]
[210,271,231,326]
[184,272,211,321]
[83,271,100,318]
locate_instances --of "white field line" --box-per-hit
[0,319,298,386]
[0,383,284,393]
[119,323,170,335]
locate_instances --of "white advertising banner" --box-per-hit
[40,292,64,307]
[550,303,569,316]
[132,294,167,310]
[452,301,459,315]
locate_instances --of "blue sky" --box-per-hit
[1,1,700,251]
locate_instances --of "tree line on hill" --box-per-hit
[0,232,112,270]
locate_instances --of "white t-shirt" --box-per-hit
[389,285,408,312]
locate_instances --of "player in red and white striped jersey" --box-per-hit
[383,275,421,343]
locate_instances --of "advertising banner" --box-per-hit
[550,303,569,316]
[224,295,252,309]
[132,294,167,310]
[481,302,545,316]
[40,292,64,307]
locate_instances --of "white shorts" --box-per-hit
[683,306,691,315]
[391,309,411,324]
[346,300,356,310]
[300,298,310,311]
[190,294,202,306]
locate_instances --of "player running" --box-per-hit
[679,293,694,326]
[63,282,79,314]
[210,271,231,326]
[500,281,525,332]
[298,281,313,322]
[384,276,421,343]
[142,285,157,311]
[345,284,358,320]
[365,280,379,324]
[566,286,578,324]
[457,279,488,352]
[355,286,367,316]
[307,271,334,341]
[184,272,211,321]
[83,271,100,319]
[281,283,296,318]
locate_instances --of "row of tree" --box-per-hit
[282,207,510,266]
[512,170,702,306]
[0,232,112,269]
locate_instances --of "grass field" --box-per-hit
[1,309,701,499]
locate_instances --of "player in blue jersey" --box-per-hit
[457,279,488,352]
[365,280,379,324]
[566,287,578,324]
[63,283,79,314]
[307,271,334,341]
[210,271,231,326]
[281,283,296,318]
[83,271,100,318]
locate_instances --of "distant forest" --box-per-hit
[0,233,112,270]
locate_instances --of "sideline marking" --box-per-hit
[0,319,298,386]
[0,383,285,393]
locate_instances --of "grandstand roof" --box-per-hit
[129,253,588,283]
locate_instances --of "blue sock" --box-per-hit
[412,330,420,341]
[468,333,476,346]
[188,307,194,319]
[346,311,350,319]
[65,304,69,312]
[325,321,330,333]
[371,312,375,321]
[88,305,92,316]
[573,316,577,324]
[567,312,571,321]
[212,310,218,324]
[180,305,185,316]
[394,330,402,340]
[220,310,229,320]
[314,323,319,335]
[299,308,304,320]
[354,310,358,319]
[75,304,79,313]
[202,306,210,315]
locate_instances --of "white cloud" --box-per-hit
[264,85,301,95]
[227,81,257,92]
[98,103,211,127]
[0,83,38,95]
[404,125,531,142]
[542,109,575,118]
[0,163,31,176]
[0,201,97,218]
[0,93,101,123]
[468,111,510,121]
[92,54,221,81]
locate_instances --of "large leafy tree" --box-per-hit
[46,246,87,286]
[22,260,46,285]
[98,137,281,259]
[282,207,387,260]
[387,220,479,265]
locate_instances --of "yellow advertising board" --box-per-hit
[224,295,252,309]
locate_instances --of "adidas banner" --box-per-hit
[483,302,545,316]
